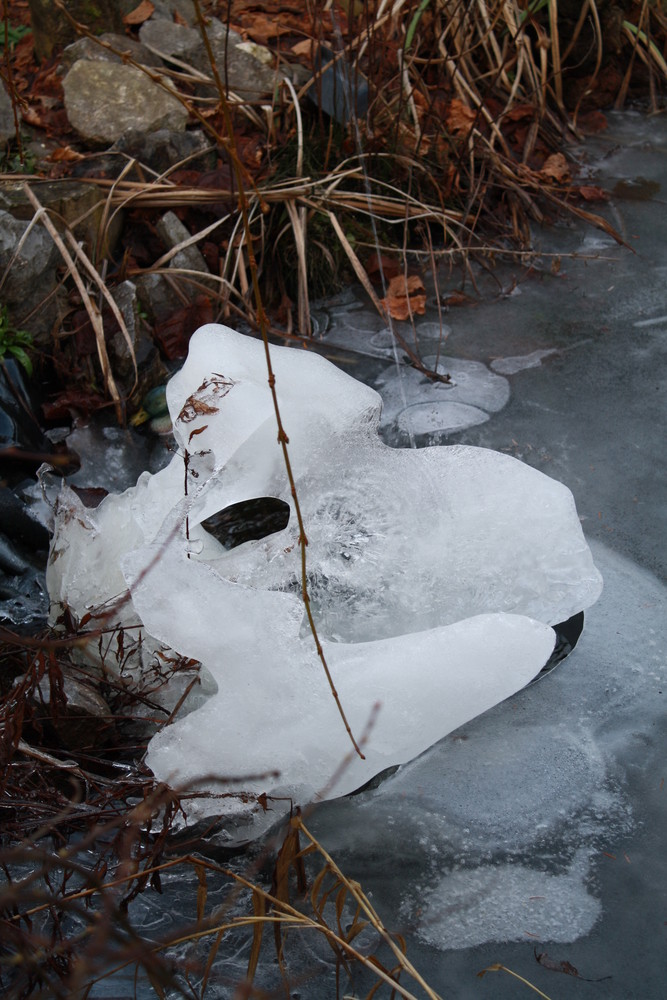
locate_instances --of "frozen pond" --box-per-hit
[301,109,666,998]
[4,110,665,997]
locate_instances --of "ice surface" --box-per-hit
[490,349,558,375]
[308,542,663,961]
[416,851,601,949]
[47,324,601,836]
[376,355,510,439]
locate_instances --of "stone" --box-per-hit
[112,127,212,175]
[62,60,189,146]
[154,211,217,299]
[156,210,210,276]
[139,18,202,64]
[149,0,196,26]
[135,272,184,324]
[60,33,162,73]
[0,210,60,339]
[0,179,123,256]
[202,19,284,101]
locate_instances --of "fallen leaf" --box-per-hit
[241,13,293,45]
[540,152,571,183]
[444,289,476,307]
[445,99,477,136]
[123,0,155,26]
[535,950,580,977]
[577,185,610,202]
[535,948,612,983]
[291,38,315,60]
[365,252,402,283]
[503,103,535,122]
[381,274,427,321]
[154,296,214,360]
[48,146,85,162]
[578,110,608,134]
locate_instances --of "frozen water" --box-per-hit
[377,355,510,439]
[47,324,601,837]
[415,851,601,949]
[490,348,558,375]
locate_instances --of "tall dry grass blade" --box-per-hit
[478,962,554,998]
[246,889,266,984]
[549,0,564,112]
[572,0,603,125]
[284,200,311,335]
[22,184,127,420]
[296,818,442,1000]
[327,210,384,315]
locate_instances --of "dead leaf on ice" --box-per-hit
[381,274,427,321]
[540,153,571,183]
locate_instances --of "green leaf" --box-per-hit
[405,0,431,52]
[8,345,33,377]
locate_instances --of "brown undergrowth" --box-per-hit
[0,0,665,416]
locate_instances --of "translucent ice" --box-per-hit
[47,325,602,835]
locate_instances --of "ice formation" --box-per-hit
[47,324,602,836]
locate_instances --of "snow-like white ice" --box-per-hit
[47,324,602,837]
[416,852,601,949]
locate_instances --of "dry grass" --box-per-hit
[5,0,662,363]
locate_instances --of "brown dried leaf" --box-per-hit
[365,252,402,283]
[444,289,476,307]
[540,152,571,183]
[123,0,155,25]
[291,38,315,60]
[243,13,292,45]
[48,146,85,162]
[381,274,427,321]
[445,99,477,136]
[577,185,610,202]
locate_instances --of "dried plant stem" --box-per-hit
[191,0,364,760]
[480,962,554,999]
[22,183,135,421]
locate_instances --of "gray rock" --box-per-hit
[0,80,15,146]
[202,19,283,100]
[135,272,184,323]
[156,210,214,288]
[113,127,213,175]
[62,60,189,146]
[139,18,201,63]
[60,32,162,73]
[149,0,197,26]
[0,179,123,255]
[109,280,140,380]
[0,210,60,338]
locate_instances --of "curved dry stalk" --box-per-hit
[190,0,365,760]
[22,183,134,420]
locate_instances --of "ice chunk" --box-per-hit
[47,324,602,835]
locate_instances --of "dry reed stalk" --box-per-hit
[22,184,136,421]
